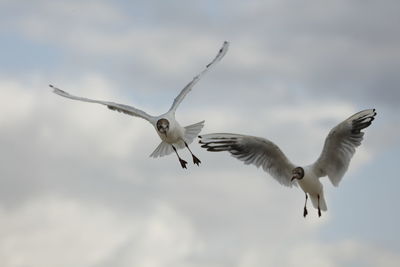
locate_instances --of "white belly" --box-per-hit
[297,167,328,211]
[297,174,323,195]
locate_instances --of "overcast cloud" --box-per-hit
[0,1,399,266]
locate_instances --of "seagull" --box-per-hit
[50,41,229,169]
[199,109,376,217]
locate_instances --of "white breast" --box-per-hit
[297,167,323,195]
[156,118,184,144]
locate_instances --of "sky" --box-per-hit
[0,0,399,266]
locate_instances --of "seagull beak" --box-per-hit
[291,175,298,182]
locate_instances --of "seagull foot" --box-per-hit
[303,207,308,218]
[318,208,322,217]
[192,155,201,166]
[179,158,188,169]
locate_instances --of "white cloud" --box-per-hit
[0,196,132,267]
[0,196,200,267]
[110,204,201,267]
[287,239,400,267]
[236,238,400,267]
[0,62,396,267]
[3,1,226,77]
[0,80,35,126]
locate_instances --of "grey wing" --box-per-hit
[199,133,297,187]
[312,109,377,186]
[50,85,154,122]
[168,41,229,113]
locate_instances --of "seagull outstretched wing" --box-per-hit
[168,41,229,113]
[312,109,377,186]
[199,133,296,187]
[50,85,154,122]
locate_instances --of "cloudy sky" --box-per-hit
[1,0,399,266]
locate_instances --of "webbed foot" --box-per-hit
[303,207,308,218]
[192,155,201,166]
[179,158,188,169]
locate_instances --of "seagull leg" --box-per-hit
[303,193,308,218]
[172,145,187,169]
[184,141,201,166]
[317,195,322,217]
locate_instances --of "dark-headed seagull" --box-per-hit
[51,41,229,169]
[199,109,376,217]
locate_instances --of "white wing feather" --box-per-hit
[50,85,154,122]
[168,41,229,113]
[199,133,297,187]
[312,109,377,186]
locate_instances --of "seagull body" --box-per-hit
[155,114,184,144]
[199,109,376,217]
[296,165,327,216]
[51,41,229,169]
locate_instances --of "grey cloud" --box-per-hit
[3,0,399,107]
[1,1,400,266]
[111,0,400,107]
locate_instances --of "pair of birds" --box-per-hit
[51,41,377,217]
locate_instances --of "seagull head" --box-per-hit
[156,118,170,137]
[291,167,304,182]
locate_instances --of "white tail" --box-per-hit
[150,141,174,158]
[183,120,205,144]
[310,194,327,211]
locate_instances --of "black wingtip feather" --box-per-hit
[351,109,377,133]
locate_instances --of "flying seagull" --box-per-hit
[51,41,229,169]
[199,109,376,217]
